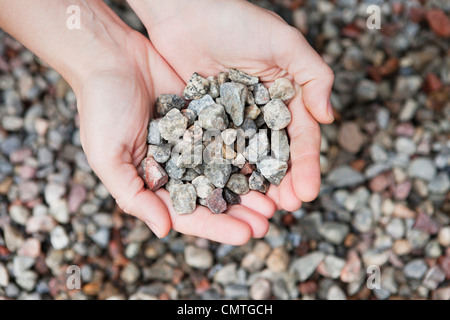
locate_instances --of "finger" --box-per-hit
[155,189,252,245]
[277,171,303,212]
[286,93,322,202]
[89,154,171,238]
[272,26,334,124]
[226,205,269,238]
[240,191,276,219]
[265,185,282,211]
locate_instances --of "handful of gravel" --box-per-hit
[141,69,294,214]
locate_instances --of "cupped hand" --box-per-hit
[132,0,335,212]
[75,30,273,244]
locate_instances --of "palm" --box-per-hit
[147,0,289,81]
[76,31,275,244]
[146,0,334,211]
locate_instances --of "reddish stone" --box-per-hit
[413,211,440,235]
[0,245,11,259]
[395,122,415,137]
[426,9,450,38]
[350,159,366,172]
[141,157,168,191]
[18,238,41,258]
[425,87,450,111]
[340,250,361,283]
[205,188,227,214]
[379,58,399,77]
[341,24,361,38]
[392,2,403,15]
[68,184,87,213]
[240,162,255,176]
[423,73,443,93]
[393,180,412,200]
[408,7,424,23]
[9,148,32,164]
[299,280,317,296]
[369,174,390,192]
[282,212,296,227]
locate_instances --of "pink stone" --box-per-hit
[340,250,361,283]
[413,211,440,235]
[9,148,33,164]
[68,184,87,213]
[26,215,57,233]
[141,157,168,191]
[18,165,36,180]
[18,238,41,258]
[393,180,411,200]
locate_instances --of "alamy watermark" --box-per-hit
[366,5,381,30]
[66,5,81,30]
[66,265,81,290]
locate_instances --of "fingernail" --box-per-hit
[327,100,334,121]
[145,221,162,238]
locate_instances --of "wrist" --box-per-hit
[56,1,133,93]
[126,0,188,27]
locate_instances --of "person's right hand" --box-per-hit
[76,30,274,244]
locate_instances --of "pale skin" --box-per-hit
[0,0,334,245]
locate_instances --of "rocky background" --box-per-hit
[0,0,449,300]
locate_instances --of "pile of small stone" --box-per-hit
[141,69,294,214]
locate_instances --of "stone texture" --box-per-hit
[269,78,295,101]
[158,108,188,142]
[183,73,210,100]
[220,82,247,126]
[257,158,288,186]
[169,184,197,214]
[141,157,168,191]
[263,99,291,130]
[225,174,250,195]
[155,94,185,116]
[198,103,228,131]
[228,69,259,85]
[205,188,227,214]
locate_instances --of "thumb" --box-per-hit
[272,26,335,124]
[88,153,171,238]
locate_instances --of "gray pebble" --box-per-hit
[220,82,247,126]
[170,184,197,214]
[257,157,288,186]
[147,144,171,163]
[187,94,215,116]
[204,162,232,188]
[183,73,210,100]
[192,175,215,199]
[269,78,295,101]
[226,174,250,195]
[248,171,270,193]
[228,69,259,86]
[263,99,291,130]
[147,119,163,145]
[155,94,185,116]
[207,76,220,98]
[158,108,188,142]
[198,104,228,131]
[271,129,290,161]
[252,83,270,105]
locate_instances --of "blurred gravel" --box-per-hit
[0,0,449,300]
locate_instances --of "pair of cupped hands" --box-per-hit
[77,0,334,244]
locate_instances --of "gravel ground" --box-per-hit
[0,0,449,300]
